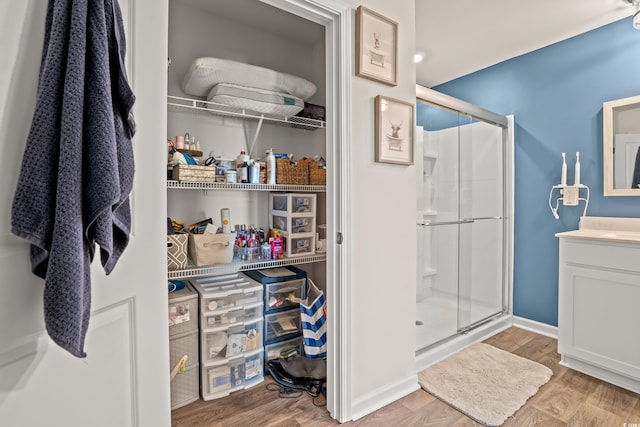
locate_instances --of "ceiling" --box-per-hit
[178,0,635,88]
[416,0,634,87]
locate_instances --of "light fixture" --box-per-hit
[628,0,640,29]
[414,53,424,64]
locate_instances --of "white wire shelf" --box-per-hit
[168,95,326,131]
[167,253,327,280]
[167,180,326,192]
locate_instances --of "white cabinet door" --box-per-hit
[0,1,170,426]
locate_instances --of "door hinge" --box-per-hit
[336,232,343,244]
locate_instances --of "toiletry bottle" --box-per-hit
[266,148,276,185]
[271,229,283,259]
[574,152,581,186]
[240,158,249,183]
[236,150,247,175]
[561,152,567,186]
[221,208,231,233]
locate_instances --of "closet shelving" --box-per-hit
[167,254,326,280]
[168,95,326,131]
[167,181,326,193]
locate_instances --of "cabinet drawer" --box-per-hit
[265,335,303,361]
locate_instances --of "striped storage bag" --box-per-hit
[300,279,327,358]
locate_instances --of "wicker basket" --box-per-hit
[276,158,309,185]
[309,162,326,186]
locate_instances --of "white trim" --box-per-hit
[259,0,351,421]
[512,316,558,339]
[350,374,419,421]
[561,354,640,394]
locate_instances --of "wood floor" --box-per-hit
[171,327,640,426]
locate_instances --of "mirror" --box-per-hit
[603,95,640,196]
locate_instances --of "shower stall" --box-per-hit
[415,86,513,358]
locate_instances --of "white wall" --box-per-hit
[345,0,419,416]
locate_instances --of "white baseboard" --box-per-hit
[350,373,419,421]
[512,316,558,339]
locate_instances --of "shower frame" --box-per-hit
[415,85,514,366]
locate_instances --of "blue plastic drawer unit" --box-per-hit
[243,266,307,313]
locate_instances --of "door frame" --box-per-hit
[259,0,352,421]
[260,0,352,422]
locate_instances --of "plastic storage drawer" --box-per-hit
[168,282,198,336]
[201,350,264,401]
[201,318,263,364]
[169,329,199,370]
[264,309,302,344]
[264,278,306,313]
[286,234,315,257]
[190,274,263,315]
[271,193,316,213]
[171,364,199,410]
[201,303,263,329]
[264,335,303,361]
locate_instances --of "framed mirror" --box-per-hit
[603,95,640,196]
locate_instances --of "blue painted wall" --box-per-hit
[417,17,640,326]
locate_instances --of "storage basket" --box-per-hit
[172,164,217,182]
[167,232,189,271]
[308,162,326,186]
[276,158,309,185]
[188,232,235,266]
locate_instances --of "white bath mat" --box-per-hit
[418,342,552,426]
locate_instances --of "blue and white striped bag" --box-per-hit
[300,279,326,359]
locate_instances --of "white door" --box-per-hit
[0,1,171,426]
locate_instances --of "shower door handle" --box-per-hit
[418,219,475,227]
[461,216,503,222]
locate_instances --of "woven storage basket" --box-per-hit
[276,158,309,185]
[309,162,326,186]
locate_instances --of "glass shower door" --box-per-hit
[457,117,505,331]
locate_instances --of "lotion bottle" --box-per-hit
[266,148,276,185]
[574,152,581,186]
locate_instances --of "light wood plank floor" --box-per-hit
[171,327,640,426]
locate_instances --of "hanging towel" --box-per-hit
[11,0,136,357]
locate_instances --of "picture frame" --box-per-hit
[375,95,414,165]
[356,6,398,86]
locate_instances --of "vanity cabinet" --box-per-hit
[557,217,640,394]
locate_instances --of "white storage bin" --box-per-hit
[171,363,199,410]
[201,350,264,401]
[270,193,317,240]
[168,282,198,336]
[264,278,306,313]
[169,330,199,370]
[265,309,302,344]
[264,335,303,361]
[201,318,263,364]
[190,274,263,316]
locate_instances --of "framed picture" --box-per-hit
[356,6,398,86]
[375,95,414,165]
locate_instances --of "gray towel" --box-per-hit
[11,0,135,357]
